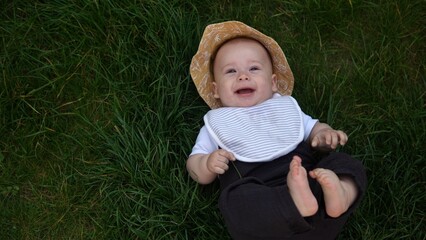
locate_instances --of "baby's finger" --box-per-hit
[325,132,332,145]
[338,131,348,145]
[332,131,343,147]
[214,163,229,174]
[220,158,229,165]
[222,162,230,170]
[311,136,318,147]
[218,149,236,161]
[214,167,225,175]
[228,152,236,161]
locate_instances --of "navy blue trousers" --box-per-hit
[218,142,367,240]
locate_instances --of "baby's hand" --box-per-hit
[206,149,236,175]
[311,128,348,150]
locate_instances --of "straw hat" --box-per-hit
[190,20,294,109]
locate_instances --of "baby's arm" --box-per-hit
[309,122,348,151]
[186,149,236,185]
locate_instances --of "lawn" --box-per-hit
[1,0,424,239]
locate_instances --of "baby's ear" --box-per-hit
[212,82,220,99]
[271,74,278,92]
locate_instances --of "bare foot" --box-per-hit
[309,168,358,218]
[287,156,318,217]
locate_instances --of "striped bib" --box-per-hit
[204,96,304,162]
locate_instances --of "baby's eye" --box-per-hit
[250,66,260,71]
[225,69,236,74]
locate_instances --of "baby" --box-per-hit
[187,21,366,240]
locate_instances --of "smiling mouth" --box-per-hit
[236,88,255,94]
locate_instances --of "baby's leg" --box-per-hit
[309,168,358,218]
[287,156,318,217]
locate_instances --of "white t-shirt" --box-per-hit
[190,94,318,162]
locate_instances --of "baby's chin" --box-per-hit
[221,101,259,108]
[219,94,273,107]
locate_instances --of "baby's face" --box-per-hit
[212,38,277,107]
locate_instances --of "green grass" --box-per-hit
[1,0,424,239]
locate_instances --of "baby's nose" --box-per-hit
[238,74,249,81]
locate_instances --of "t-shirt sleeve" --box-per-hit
[301,111,318,141]
[189,125,218,156]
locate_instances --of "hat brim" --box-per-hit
[190,21,294,109]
